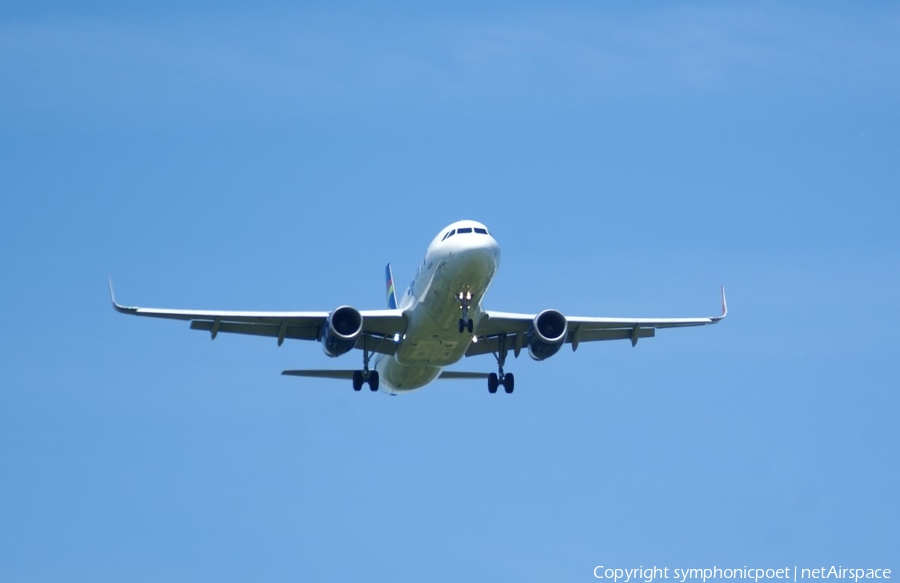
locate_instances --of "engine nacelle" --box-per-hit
[322,306,363,357]
[528,309,568,360]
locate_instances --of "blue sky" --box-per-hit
[1,2,898,581]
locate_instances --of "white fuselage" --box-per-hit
[374,221,500,394]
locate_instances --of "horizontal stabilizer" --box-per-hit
[438,371,490,380]
[282,370,355,379]
[281,370,491,382]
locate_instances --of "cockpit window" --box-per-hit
[443,226,490,239]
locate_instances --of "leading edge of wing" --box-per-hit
[109,276,327,321]
[107,277,407,325]
[482,287,727,332]
[570,298,727,327]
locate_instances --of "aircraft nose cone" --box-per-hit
[458,236,500,271]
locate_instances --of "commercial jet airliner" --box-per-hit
[110,220,726,395]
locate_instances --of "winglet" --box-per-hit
[108,276,117,306]
[713,286,728,321]
[108,276,134,314]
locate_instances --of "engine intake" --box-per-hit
[528,309,568,360]
[322,306,363,357]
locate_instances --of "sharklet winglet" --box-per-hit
[107,276,116,305]
[713,286,728,321]
[107,276,135,314]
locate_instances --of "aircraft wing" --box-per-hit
[467,287,726,357]
[109,279,407,356]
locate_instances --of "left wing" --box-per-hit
[467,287,727,357]
[109,279,407,356]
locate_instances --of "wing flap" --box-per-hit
[353,335,398,356]
[465,336,508,357]
[576,328,656,342]
[190,320,320,341]
[188,320,398,354]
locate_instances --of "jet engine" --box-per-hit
[528,309,568,360]
[322,306,363,357]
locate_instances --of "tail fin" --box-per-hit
[385,263,398,309]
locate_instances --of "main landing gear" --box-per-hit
[487,372,514,394]
[457,291,474,333]
[352,335,380,392]
[487,334,515,394]
[352,370,379,392]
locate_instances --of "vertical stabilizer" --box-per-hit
[385,263,398,309]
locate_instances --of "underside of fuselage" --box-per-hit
[376,222,500,393]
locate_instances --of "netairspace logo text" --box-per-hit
[593,567,892,583]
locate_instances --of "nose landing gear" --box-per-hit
[457,291,474,333]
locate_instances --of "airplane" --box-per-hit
[110,219,726,395]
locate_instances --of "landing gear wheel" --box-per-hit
[457,291,473,334]
[356,334,379,392]
[503,373,515,394]
[488,334,515,394]
[488,373,498,394]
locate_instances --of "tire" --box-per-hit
[488,373,498,394]
[458,319,465,333]
[352,371,363,391]
[467,319,474,333]
[368,371,380,392]
[503,373,515,394]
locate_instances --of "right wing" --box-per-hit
[467,287,727,357]
[109,279,407,356]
